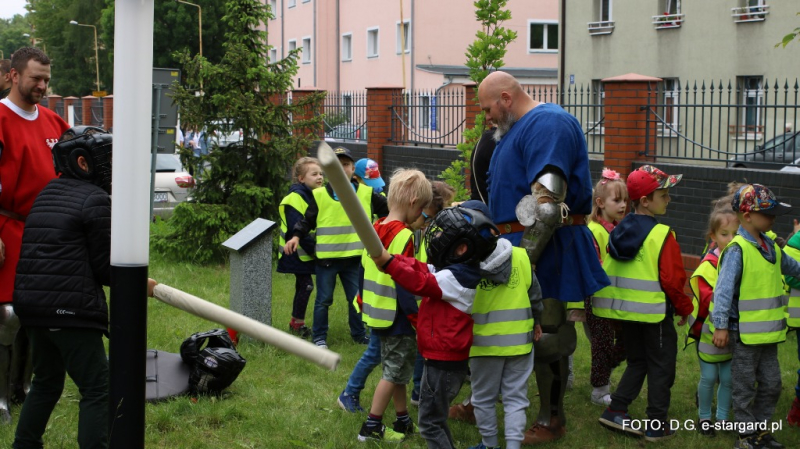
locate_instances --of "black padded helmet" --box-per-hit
[180,329,246,395]
[425,202,499,268]
[52,126,112,194]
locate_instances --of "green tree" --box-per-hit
[0,14,32,61]
[154,0,324,264]
[777,12,800,48]
[439,0,517,201]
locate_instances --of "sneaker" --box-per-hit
[467,443,500,449]
[697,419,716,438]
[735,433,767,449]
[352,335,370,345]
[289,323,311,340]
[338,390,364,413]
[591,385,612,406]
[758,432,785,449]
[392,418,415,435]
[314,339,328,349]
[787,397,800,427]
[410,389,420,407]
[357,422,404,443]
[644,426,676,442]
[448,401,476,424]
[598,408,643,436]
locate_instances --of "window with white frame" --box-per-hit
[660,78,680,135]
[660,0,680,14]
[302,0,310,3]
[288,0,296,8]
[589,80,605,134]
[588,0,614,35]
[367,27,379,58]
[302,37,311,63]
[528,21,558,52]
[342,34,352,61]
[342,94,353,122]
[419,94,432,129]
[396,20,410,54]
[739,76,764,135]
[269,48,277,63]
[268,0,277,18]
[599,0,612,21]
[288,39,297,54]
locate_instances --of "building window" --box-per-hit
[342,33,352,61]
[654,0,683,29]
[367,27,379,58]
[660,78,680,136]
[732,0,769,22]
[268,0,277,18]
[342,94,353,122]
[269,48,278,63]
[396,20,410,54]
[599,0,612,21]
[302,37,311,64]
[419,95,431,129]
[302,0,310,3]
[588,80,605,134]
[288,0,296,8]
[588,0,614,35]
[288,39,297,56]
[528,21,558,52]
[738,76,764,137]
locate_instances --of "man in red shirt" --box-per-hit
[0,47,69,423]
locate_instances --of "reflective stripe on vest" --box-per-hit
[719,236,786,345]
[360,228,414,329]
[688,260,731,362]
[588,220,610,263]
[592,224,670,323]
[279,191,314,261]
[413,235,429,306]
[313,184,373,259]
[784,245,800,328]
[470,247,534,357]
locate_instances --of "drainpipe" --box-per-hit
[435,76,452,96]
[336,0,340,91]
[559,0,566,95]
[281,0,284,59]
[410,0,415,93]
[313,0,317,87]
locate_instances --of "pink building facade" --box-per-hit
[266,0,559,92]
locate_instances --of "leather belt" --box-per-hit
[497,214,587,235]
[0,208,26,222]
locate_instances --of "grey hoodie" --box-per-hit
[479,238,544,325]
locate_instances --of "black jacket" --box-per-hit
[470,129,496,203]
[13,177,111,333]
[277,183,317,275]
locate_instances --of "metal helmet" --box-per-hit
[52,126,112,194]
[187,347,247,395]
[425,205,499,268]
[179,328,237,365]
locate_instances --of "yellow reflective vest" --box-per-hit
[470,247,534,357]
[360,228,414,329]
[313,184,373,259]
[279,191,315,262]
[720,235,786,345]
[592,224,671,323]
[689,258,731,363]
[588,220,611,263]
[782,245,800,329]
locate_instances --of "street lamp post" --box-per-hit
[175,0,203,92]
[70,20,101,93]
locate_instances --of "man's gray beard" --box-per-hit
[492,112,517,142]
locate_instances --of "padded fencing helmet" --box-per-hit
[425,203,499,269]
[179,328,237,365]
[180,329,246,395]
[52,126,113,194]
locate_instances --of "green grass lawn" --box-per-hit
[2,245,800,448]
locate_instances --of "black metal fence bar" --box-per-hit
[645,79,799,168]
[526,84,605,156]
[323,91,367,142]
[390,89,466,147]
[72,103,83,125]
[91,100,104,128]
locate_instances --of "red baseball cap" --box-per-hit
[627,165,682,200]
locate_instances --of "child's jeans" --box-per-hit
[311,257,366,343]
[697,357,732,421]
[344,332,381,396]
[729,330,782,426]
[418,362,467,449]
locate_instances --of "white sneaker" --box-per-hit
[591,385,612,406]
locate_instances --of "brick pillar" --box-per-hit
[291,88,325,140]
[47,94,62,115]
[62,96,78,124]
[81,95,96,125]
[366,86,403,167]
[102,95,113,130]
[601,73,661,177]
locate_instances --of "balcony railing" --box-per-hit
[731,4,769,23]
[587,21,615,35]
[652,13,684,30]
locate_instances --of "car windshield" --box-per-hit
[156,154,183,172]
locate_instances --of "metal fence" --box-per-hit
[525,84,605,156]
[90,99,104,128]
[391,89,466,147]
[323,91,367,142]
[72,102,83,125]
[644,79,799,168]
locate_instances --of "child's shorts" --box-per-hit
[380,334,417,384]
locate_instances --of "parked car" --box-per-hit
[210,120,243,148]
[728,131,800,169]
[325,123,367,142]
[153,153,194,219]
[780,156,800,173]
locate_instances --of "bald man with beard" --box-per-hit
[475,71,610,444]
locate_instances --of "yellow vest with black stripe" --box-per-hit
[279,191,315,262]
[470,247,534,357]
[313,184,373,259]
[689,259,731,363]
[592,224,671,323]
[720,235,786,345]
[588,220,611,263]
[782,245,800,329]
[360,228,414,329]
[413,235,428,306]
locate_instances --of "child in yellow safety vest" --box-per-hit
[284,147,388,349]
[278,157,323,339]
[356,169,432,443]
[584,168,628,407]
[783,218,800,426]
[687,197,738,437]
[594,165,693,442]
[711,184,800,449]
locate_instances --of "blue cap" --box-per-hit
[354,158,385,192]
[460,200,493,221]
